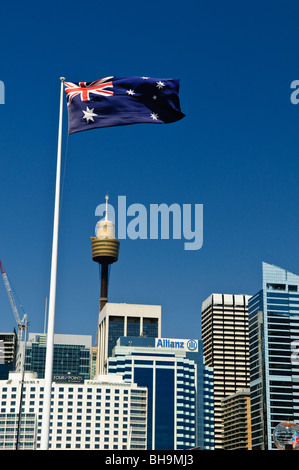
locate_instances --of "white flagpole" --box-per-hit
[40,77,65,450]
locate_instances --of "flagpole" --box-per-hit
[40,76,65,450]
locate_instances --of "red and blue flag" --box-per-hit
[64,76,185,134]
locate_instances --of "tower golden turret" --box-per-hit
[91,196,120,311]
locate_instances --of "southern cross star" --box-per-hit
[82,107,97,123]
[156,81,165,89]
[126,89,135,96]
[150,112,159,120]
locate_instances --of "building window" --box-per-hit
[127,317,140,336]
[142,318,158,337]
[108,317,124,357]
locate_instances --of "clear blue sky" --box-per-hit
[1,0,299,343]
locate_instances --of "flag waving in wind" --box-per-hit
[65,76,185,134]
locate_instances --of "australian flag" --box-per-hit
[64,76,185,134]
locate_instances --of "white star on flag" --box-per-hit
[82,106,98,123]
[150,112,159,120]
[126,89,135,96]
[156,81,165,89]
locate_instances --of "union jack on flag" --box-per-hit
[64,76,185,134]
[64,77,114,105]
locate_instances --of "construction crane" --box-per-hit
[0,260,27,342]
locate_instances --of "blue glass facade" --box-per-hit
[155,368,175,449]
[127,317,140,337]
[142,318,158,338]
[108,316,124,357]
[25,342,91,379]
[249,262,299,449]
[0,363,14,380]
[108,336,214,450]
[106,315,159,358]
[134,367,154,449]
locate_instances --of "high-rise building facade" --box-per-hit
[22,334,92,379]
[201,293,251,448]
[97,303,161,375]
[108,336,214,450]
[0,332,17,380]
[0,372,147,450]
[249,262,299,450]
[221,388,252,450]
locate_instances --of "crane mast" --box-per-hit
[0,260,27,341]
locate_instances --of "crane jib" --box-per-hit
[0,260,27,341]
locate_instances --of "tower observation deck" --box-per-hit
[91,196,120,311]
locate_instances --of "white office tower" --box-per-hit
[201,293,251,449]
[0,372,147,450]
[97,303,161,375]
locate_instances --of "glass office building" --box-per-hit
[249,262,299,449]
[108,336,214,450]
[23,334,92,379]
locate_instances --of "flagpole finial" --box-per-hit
[60,77,65,82]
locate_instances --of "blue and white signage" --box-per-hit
[155,338,198,352]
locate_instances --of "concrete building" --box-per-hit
[201,293,251,448]
[97,303,161,375]
[90,346,98,379]
[221,388,252,450]
[0,332,17,379]
[0,371,147,450]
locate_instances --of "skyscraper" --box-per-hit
[97,303,161,375]
[201,293,251,448]
[249,262,299,450]
[108,336,214,450]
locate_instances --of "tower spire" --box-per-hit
[105,194,109,222]
[91,196,120,311]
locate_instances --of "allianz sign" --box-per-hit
[155,338,198,352]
